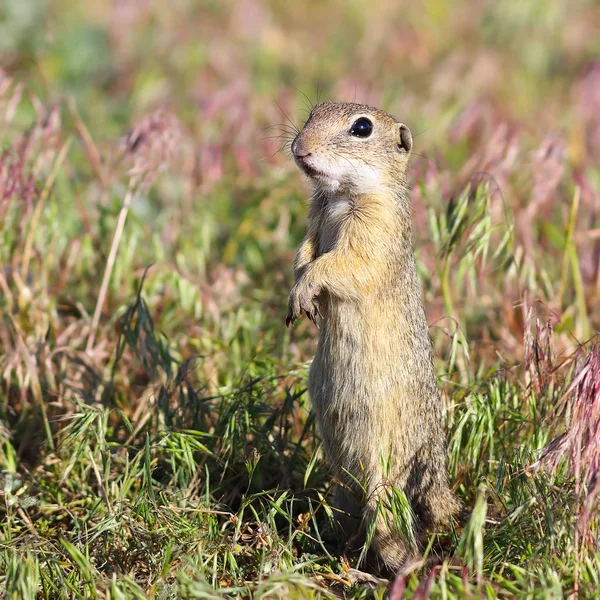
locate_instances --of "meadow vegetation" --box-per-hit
[1,0,600,597]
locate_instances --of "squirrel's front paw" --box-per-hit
[286,279,321,327]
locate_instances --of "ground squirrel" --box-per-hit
[286,101,459,572]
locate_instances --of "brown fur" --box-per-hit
[286,102,459,572]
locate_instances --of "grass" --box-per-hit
[1,0,600,597]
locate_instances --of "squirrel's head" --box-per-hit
[291,101,412,195]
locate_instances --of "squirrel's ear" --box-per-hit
[398,124,412,154]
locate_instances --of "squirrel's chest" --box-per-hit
[318,196,352,255]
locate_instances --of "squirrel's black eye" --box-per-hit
[350,117,373,138]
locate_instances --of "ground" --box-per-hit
[1,0,600,598]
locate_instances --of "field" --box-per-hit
[2,0,600,597]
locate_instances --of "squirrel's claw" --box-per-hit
[306,299,321,328]
[286,285,302,326]
[315,300,323,319]
[306,310,318,327]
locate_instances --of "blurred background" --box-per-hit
[2,0,599,359]
[2,0,600,596]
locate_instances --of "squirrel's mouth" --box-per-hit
[296,156,327,179]
[301,163,327,179]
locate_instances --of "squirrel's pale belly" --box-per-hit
[307,294,439,487]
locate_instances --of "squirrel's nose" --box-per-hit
[292,136,310,159]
